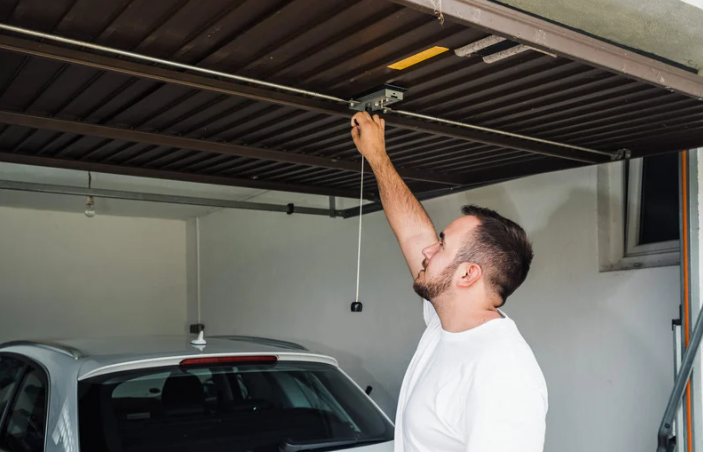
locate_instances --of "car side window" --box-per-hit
[0,366,48,452]
[0,357,25,422]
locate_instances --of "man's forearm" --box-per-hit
[368,155,437,273]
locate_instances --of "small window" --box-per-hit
[0,367,48,452]
[638,153,680,245]
[0,356,25,420]
[597,152,683,272]
[625,154,680,262]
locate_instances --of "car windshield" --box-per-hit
[78,360,393,452]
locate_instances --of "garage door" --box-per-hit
[0,0,701,217]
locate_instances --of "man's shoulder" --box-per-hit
[470,321,547,389]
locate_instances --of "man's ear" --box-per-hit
[457,262,482,288]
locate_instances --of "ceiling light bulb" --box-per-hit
[85,196,96,218]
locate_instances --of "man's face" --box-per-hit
[413,216,481,301]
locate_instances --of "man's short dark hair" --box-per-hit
[457,205,533,305]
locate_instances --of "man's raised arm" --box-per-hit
[350,111,438,278]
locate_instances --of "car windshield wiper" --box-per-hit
[279,437,387,452]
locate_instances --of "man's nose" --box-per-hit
[422,242,440,260]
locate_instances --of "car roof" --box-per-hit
[0,336,338,379]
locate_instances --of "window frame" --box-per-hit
[0,353,50,452]
[597,157,681,272]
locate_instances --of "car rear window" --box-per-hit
[78,360,393,452]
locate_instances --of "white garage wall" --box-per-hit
[197,165,679,452]
[0,206,188,342]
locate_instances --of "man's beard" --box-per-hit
[412,261,458,301]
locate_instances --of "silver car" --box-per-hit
[0,336,394,452]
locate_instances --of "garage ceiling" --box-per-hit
[0,0,702,211]
[496,0,703,72]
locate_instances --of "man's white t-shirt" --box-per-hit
[394,300,548,452]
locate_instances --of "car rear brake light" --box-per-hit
[180,356,278,366]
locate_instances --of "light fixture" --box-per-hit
[481,44,557,64]
[483,44,530,64]
[85,196,96,218]
[454,35,506,57]
[454,35,557,63]
[388,46,449,70]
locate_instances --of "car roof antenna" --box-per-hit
[191,330,207,346]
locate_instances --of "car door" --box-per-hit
[0,354,49,452]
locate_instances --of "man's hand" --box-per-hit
[351,111,388,167]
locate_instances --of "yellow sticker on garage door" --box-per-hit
[388,46,449,70]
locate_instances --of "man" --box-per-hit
[351,111,548,452]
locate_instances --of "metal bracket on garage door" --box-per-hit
[349,85,405,112]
